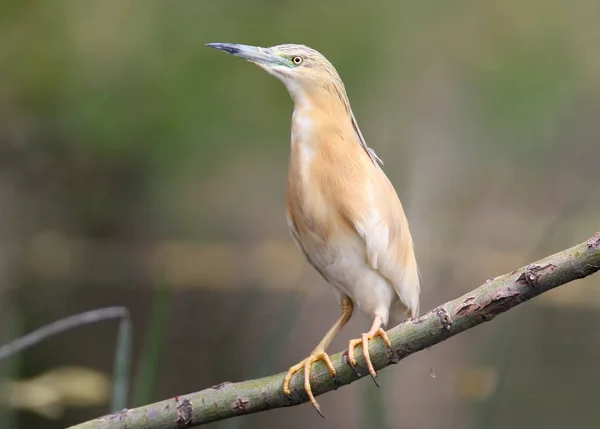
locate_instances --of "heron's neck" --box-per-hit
[289,88,350,149]
[288,80,350,114]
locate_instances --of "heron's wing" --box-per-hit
[341,168,420,319]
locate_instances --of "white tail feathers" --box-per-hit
[388,263,420,328]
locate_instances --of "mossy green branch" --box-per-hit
[68,232,600,429]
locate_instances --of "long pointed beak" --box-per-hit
[206,43,285,67]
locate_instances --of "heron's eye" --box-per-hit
[291,56,303,65]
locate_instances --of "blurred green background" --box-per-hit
[1,0,599,428]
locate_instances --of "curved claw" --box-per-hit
[282,351,336,417]
[345,351,363,376]
[347,328,392,382]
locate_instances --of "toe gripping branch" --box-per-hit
[346,328,393,387]
[282,351,337,418]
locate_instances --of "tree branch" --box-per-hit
[68,232,600,429]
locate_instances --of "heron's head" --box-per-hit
[206,43,346,104]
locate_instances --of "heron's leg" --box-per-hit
[283,296,353,417]
[347,315,393,383]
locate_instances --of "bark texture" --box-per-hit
[68,231,600,429]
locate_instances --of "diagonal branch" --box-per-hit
[68,232,600,429]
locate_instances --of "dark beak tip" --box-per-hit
[205,43,240,55]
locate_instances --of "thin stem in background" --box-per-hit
[133,274,173,407]
[111,315,133,412]
[0,306,132,412]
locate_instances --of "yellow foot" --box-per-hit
[347,327,392,382]
[282,350,336,417]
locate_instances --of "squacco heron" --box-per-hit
[207,42,420,415]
